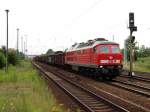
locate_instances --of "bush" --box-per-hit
[8,50,19,65]
[0,52,6,68]
[0,48,25,67]
[19,52,25,60]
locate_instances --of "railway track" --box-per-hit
[33,62,150,112]
[121,72,150,83]
[111,80,150,97]
[33,62,128,112]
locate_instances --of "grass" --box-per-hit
[0,60,66,112]
[123,57,150,72]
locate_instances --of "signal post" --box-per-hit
[128,12,137,77]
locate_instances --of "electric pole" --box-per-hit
[24,41,26,56]
[124,39,127,65]
[112,35,114,42]
[128,12,137,77]
[17,28,19,54]
[25,35,28,56]
[21,36,23,53]
[5,9,9,73]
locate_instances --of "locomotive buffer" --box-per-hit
[128,12,137,77]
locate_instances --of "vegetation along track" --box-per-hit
[33,62,128,112]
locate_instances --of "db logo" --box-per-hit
[109,56,113,59]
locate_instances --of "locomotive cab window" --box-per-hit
[99,46,109,53]
[111,46,120,53]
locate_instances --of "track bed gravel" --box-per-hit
[36,62,150,112]
[35,64,83,112]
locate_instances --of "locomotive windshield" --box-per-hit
[111,46,120,53]
[99,46,109,53]
[97,45,120,53]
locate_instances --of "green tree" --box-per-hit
[0,52,6,68]
[1,46,6,56]
[138,45,150,58]
[19,52,25,60]
[125,37,138,61]
[8,49,19,65]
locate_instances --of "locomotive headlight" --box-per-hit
[99,66,103,68]
[116,60,120,63]
[118,65,121,68]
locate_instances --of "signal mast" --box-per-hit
[128,12,137,77]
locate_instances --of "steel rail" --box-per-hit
[120,75,150,83]
[114,79,150,91]
[33,62,129,112]
[108,81,150,97]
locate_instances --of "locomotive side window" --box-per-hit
[100,46,109,53]
[111,46,120,53]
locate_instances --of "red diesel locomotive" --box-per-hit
[35,38,123,79]
[65,38,123,79]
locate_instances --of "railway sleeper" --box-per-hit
[89,103,106,106]
[80,99,99,102]
[94,108,114,112]
[90,105,109,109]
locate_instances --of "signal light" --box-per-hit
[129,12,137,32]
[129,13,134,28]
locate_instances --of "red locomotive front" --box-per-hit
[65,38,123,79]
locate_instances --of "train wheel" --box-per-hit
[102,76,112,81]
[107,77,112,81]
[94,75,99,80]
[102,76,107,80]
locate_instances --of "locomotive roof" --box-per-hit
[66,40,118,52]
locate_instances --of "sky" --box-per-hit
[0,0,150,55]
